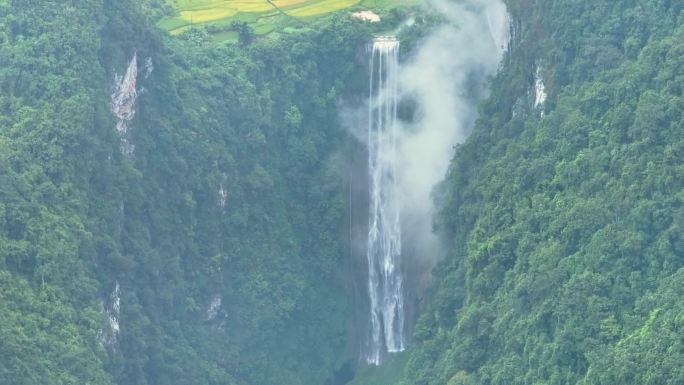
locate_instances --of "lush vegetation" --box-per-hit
[2,0,683,384]
[0,0,386,384]
[400,1,684,384]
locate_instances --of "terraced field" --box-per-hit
[159,0,417,39]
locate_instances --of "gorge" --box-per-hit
[1,1,683,385]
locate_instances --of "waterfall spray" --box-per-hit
[351,0,511,366]
[365,36,405,365]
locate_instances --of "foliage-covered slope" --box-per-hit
[403,1,684,384]
[0,1,377,384]
[0,1,112,383]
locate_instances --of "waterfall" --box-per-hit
[353,0,510,367]
[534,65,547,112]
[364,36,405,365]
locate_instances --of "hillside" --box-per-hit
[0,1,386,384]
[401,1,684,384]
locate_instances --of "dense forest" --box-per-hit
[403,1,684,384]
[0,0,682,385]
[0,1,381,384]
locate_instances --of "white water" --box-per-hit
[218,184,228,208]
[365,36,405,365]
[348,0,509,366]
[534,65,547,112]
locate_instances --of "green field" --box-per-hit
[159,0,417,38]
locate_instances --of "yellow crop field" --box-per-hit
[287,0,360,17]
[159,0,419,40]
[272,0,313,6]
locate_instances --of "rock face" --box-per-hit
[98,281,121,350]
[111,53,152,156]
[111,53,138,156]
[352,10,381,23]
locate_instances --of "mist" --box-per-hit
[396,0,509,267]
[342,0,510,361]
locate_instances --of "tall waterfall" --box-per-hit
[365,36,405,365]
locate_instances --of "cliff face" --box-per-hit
[0,1,376,384]
[402,1,684,384]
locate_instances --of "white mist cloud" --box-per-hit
[340,0,510,283]
[396,0,509,262]
[339,0,510,355]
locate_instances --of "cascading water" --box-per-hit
[364,36,405,365]
[353,0,510,368]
